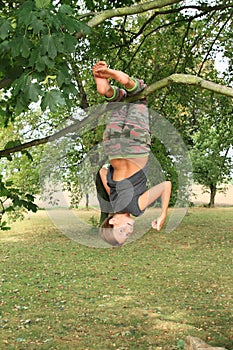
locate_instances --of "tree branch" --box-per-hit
[86,0,183,28]
[0,112,96,158]
[76,2,233,25]
[141,74,233,99]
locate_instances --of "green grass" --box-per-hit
[1,208,233,350]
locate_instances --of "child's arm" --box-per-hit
[138,181,172,231]
[99,167,110,195]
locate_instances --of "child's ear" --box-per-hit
[109,217,116,225]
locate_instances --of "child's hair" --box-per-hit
[99,215,122,246]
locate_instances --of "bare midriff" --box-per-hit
[110,156,148,181]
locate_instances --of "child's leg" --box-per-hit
[93,62,114,97]
[93,75,114,97]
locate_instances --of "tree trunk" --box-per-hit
[209,183,217,208]
[85,193,89,210]
[95,170,111,225]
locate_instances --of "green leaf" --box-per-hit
[21,150,33,161]
[12,75,29,95]
[18,2,34,27]
[21,37,32,58]
[0,221,10,231]
[29,48,40,66]
[0,19,12,40]
[5,154,13,161]
[25,193,35,201]
[4,139,21,150]
[0,40,10,56]
[10,37,22,58]
[41,35,57,59]
[41,90,66,112]
[76,21,92,36]
[177,339,185,349]
[35,56,45,72]
[58,4,72,15]
[56,12,77,33]
[35,0,51,9]
[41,55,55,68]
[15,97,26,115]
[57,69,71,87]
[4,205,14,212]
[27,202,38,212]
[63,33,77,53]
[24,82,41,102]
[62,83,78,96]
[31,17,45,34]
[5,180,13,187]
[51,33,65,53]
[0,186,10,197]
[35,55,54,71]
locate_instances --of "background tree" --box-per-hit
[190,93,233,207]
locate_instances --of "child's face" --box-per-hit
[111,215,135,244]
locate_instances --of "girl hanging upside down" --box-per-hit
[92,61,171,246]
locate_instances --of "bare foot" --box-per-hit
[93,61,135,88]
[93,75,113,96]
[92,61,108,73]
[92,61,113,96]
[92,61,136,95]
[94,66,131,86]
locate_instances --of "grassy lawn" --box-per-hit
[0,207,232,350]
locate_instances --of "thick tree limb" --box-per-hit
[0,112,97,157]
[86,0,182,28]
[0,73,233,158]
[80,1,233,36]
[142,74,233,98]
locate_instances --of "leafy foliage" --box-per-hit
[190,94,233,206]
[0,174,37,230]
[0,0,91,120]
